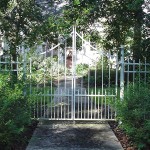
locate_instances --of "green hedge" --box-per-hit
[116,83,150,149]
[0,74,31,149]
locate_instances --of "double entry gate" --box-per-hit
[30,26,118,121]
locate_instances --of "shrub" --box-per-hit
[76,64,89,75]
[116,83,150,149]
[0,73,31,149]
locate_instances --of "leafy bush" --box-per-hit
[26,55,70,84]
[76,64,89,75]
[116,83,150,149]
[0,73,31,149]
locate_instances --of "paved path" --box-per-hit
[26,122,123,150]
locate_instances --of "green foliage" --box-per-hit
[28,86,55,119]
[83,69,117,87]
[0,0,44,82]
[83,58,118,87]
[116,83,150,149]
[0,0,43,47]
[76,63,89,75]
[26,54,70,84]
[0,73,31,149]
[64,0,149,61]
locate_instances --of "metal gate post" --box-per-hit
[72,25,76,120]
[23,47,27,96]
[120,45,124,101]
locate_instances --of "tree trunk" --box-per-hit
[132,9,143,62]
[132,22,142,62]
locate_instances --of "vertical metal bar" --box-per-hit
[29,58,32,116]
[115,53,118,93]
[84,89,86,119]
[108,99,110,119]
[98,90,100,119]
[64,93,66,120]
[133,60,135,86]
[102,51,104,94]
[71,73,74,120]
[105,90,106,119]
[78,89,79,119]
[57,90,60,120]
[94,62,97,119]
[61,89,63,119]
[101,90,103,119]
[41,96,43,118]
[81,33,84,119]
[58,45,60,96]
[72,25,76,120]
[91,90,93,119]
[108,50,111,88]
[127,58,129,88]
[36,87,39,118]
[50,90,52,119]
[74,26,77,120]
[65,41,67,90]
[120,45,124,101]
[47,89,49,118]
[23,48,27,96]
[71,27,74,120]
[57,96,59,119]
[80,92,83,119]
[115,53,118,119]
[51,44,53,119]
[56,97,61,120]
[43,52,46,118]
[139,59,141,84]
[33,88,36,119]
[108,52,111,119]
[17,56,19,75]
[81,32,84,90]
[88,65,90,119]
[101,51,104,119]
[54,92,56,119]
[145,58,146,84]
[67,89,70,119]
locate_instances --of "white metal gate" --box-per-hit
[1,27,150,122]
[29,26,118,121]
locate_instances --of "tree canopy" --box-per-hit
[63,0,150,61]
[0,0,44,82]
[0,0,149,62]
